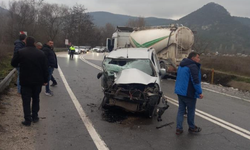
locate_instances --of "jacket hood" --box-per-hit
[114,68,157,85]
[180,58,200,68]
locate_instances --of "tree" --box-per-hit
[38,3,68,41]
[99,23,115,46]
[62,4,96,46]
[7,0,43,42]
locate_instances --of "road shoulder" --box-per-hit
[0,88,36,150]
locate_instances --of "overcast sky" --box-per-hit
[1,0,250,19]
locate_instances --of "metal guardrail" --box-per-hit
[0,68,16,93]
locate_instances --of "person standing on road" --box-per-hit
[174,51,203,135]
[69,45,75,59]
[42,40,57,96]
[13,34,27,94]
[11,37,48,126]
[36,42,57,86]
[50,45,58,86]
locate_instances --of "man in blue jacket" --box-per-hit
[175,52,204,135]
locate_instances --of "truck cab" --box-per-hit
[106,27,133,51]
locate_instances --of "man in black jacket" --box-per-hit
[13,34,26,94]
[11,37,48,126]
[42,40,57,96]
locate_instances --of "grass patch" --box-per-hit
[0,55,13,80]
[200,55,250,77]
[234,77,250,83]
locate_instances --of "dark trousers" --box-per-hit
[51,75,57,84]
[21,85,42,122]
[70,50,75,59]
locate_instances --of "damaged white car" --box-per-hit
[98,48,169,118]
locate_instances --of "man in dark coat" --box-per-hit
[50,45,58,86]
[174,51,204,135]
[42,40,57,96]
[13,34,26,93]
[11,36,48,126]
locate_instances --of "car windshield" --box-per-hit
[74,46,79,49]
[103,58,156,76]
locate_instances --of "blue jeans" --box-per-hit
[16,67,21,93]
[176,95,197,130]
[45,67,54,93]
[51,75,57,84]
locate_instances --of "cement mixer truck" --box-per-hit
[106,25,194,76]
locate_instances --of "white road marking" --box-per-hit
[79,57,250,141]
[165,96,250,140]
[203,87,250,103]
[58,65,109,150]
[80,56,103,71]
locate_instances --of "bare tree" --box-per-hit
[98,23,115,46]
[7,0,43,41]
[1,0,102,48]
[38,3,68,41]
[62,4,96,46]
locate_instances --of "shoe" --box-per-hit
[22,121,31,126]
[176,129,183,135]
[51,83,57,86]
[32,117,39,123]
[189,126,202,133]
[45,92,53,96]
[184,114,187,118]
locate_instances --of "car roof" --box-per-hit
[106,48,154,59]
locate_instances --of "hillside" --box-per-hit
[0,7,8,14]
[88,11,174,27]
[233,16,250,28]
[1,3,250,54]
[177,2,250,53]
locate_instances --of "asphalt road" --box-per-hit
[35,52,250,150]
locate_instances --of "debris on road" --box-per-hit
[156,122,174,129]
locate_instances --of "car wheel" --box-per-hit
[101,96,109,109]
[145,100,157,118]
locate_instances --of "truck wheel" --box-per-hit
[101,96,109,109]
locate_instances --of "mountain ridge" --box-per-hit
[88,11,175,27]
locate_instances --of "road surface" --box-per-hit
[34,52,250,150]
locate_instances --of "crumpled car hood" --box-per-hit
[114,68,157,85]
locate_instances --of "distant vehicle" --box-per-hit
[98,48,169,117]
[92,46,101,52]
[80,46,91,53]
[74,46,82,54]
[98,47,108,53]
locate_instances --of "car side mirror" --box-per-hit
[97,72,103,79]
[159,68,166,77]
